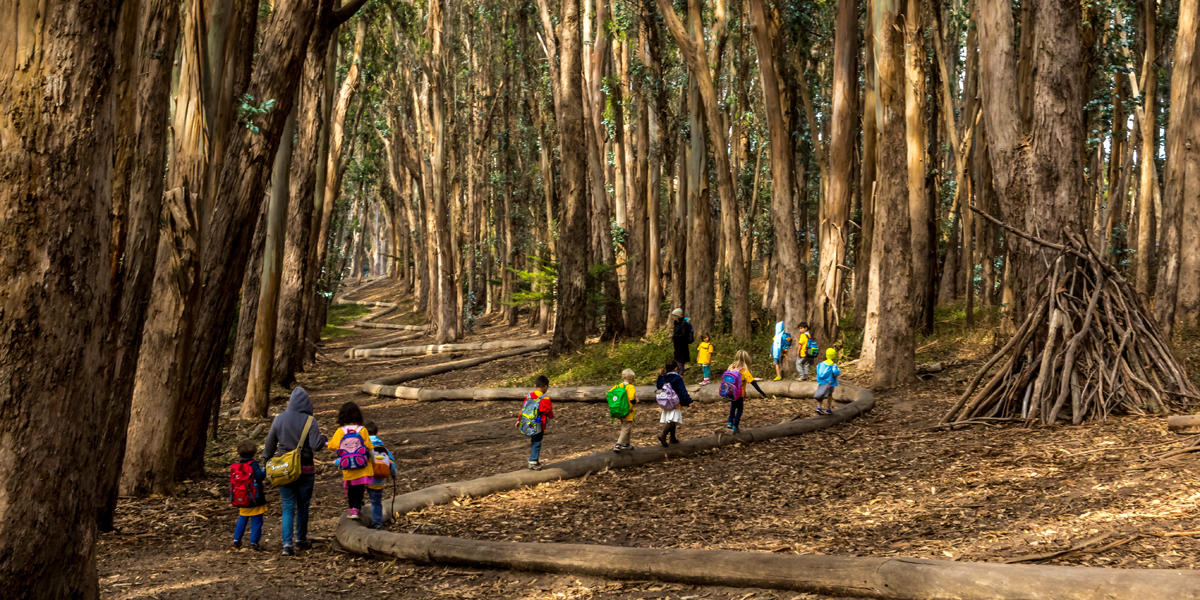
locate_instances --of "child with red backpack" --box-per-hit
[327,402,375,520]
[516,375,554,470]
[229,439,267,550]
[364,421,398,529]
[720,350,769,434]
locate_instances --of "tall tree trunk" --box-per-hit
[977,0,1086,319]
[905,0,934,333]
[550,0,591,354]
[813,0,858,340]
[96,0,181,532]
[221,203,269,413]
[684,78,715,335]
[1,2,126,594]
[1134,0,1159,299]
[658,0,751,339]
[1154,0,1199,335]
[854,28,878,331]
[750,0,805,333]
[243,108,297,417]
[173,0,333,480]
[861,0,916,387]
[124,0,258,494]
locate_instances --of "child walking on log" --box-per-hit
[696,335,715,385]
[608,369,637,452]
[815,348,841,415]
[229,440,267,551]
[655,360,691,446]
[364,421,398,529]
[328,402,375,520]
[721,349,768,433]
[517,375,554,470]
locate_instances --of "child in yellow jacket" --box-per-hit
[696,335,715,385]
[328,402,375,520]
[611,369,637,452]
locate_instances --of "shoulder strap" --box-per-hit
[298,416,314,449]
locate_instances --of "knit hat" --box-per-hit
[671,308,683,317]
[826,347,838,361]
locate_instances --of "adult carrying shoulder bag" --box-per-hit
[265,416,314,486]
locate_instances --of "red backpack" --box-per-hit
[229,462,258,508]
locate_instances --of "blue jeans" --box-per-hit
[369,487,384,527]
[234,514,263,544]
[279,473,314,548]
[529,431,544,462]
[728,400,744,430]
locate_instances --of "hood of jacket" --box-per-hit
[286,386,314,415]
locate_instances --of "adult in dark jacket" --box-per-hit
[670,308,694,372]
[654,360,692,446]
[263,386,326,556]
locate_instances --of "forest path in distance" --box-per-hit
[97,279,1200,599]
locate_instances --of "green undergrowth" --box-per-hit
[322,303,372,340]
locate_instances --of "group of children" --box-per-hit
[228,401,398,550]
[517,323,843,468]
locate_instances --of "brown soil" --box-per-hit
[98,279,1200,599]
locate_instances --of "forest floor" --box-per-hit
[98,278,1200,599]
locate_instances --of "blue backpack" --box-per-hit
[806,336,820,358]
[719,369,744,401]
[517,393,544,436]
[336,426,370,470]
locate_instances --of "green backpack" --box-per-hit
[606,384,631,419]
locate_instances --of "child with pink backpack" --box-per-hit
[327,402,375,520]
[719,350,768,433]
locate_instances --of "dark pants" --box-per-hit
[234,514,263,544]
[728,399,744,430]
[529,431,544,462]
[279,473,314,548]
[659,422,679,444]
[347,483,366,510]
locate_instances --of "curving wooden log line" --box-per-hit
[348,339,549,359]
[343,331,427,357]
[387,380,849,403]
[360,342,552,396]
[335,527,1200,600]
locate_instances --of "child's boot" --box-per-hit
[657,425,669,447]
[667,423,680,444]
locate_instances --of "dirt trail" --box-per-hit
[98,281,1200,599]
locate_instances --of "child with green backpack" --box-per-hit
[607,369,637,452]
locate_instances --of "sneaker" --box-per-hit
[772,375,782,381]
[249,543,262,552]
[613,444,624,453]
[347,508,359,519]
[699,379,710,386]
[281,545,295,557]
[296,539,313,552]
[528,461,542,470]
[231,540,242,550]
[370,523,384,530]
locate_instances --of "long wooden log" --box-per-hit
[343,331,426,357]
[1167,415,1200,433]
[348,339,549,359]
[380,380,850,403]
[360,342,552,396]
[335,527,1200,600]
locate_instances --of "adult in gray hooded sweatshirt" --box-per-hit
[263,387,326,555]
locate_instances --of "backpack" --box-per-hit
[806,336,820,358]
[371,446,393,479]
[719,369,744,401]
[336,426,370,470]
[781,332,794,351]
[229,462,258,508]
[606,384,632,419]
[517,393,544,436]
[655,382,680,410]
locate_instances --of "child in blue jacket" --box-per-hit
[814,348,841,415]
